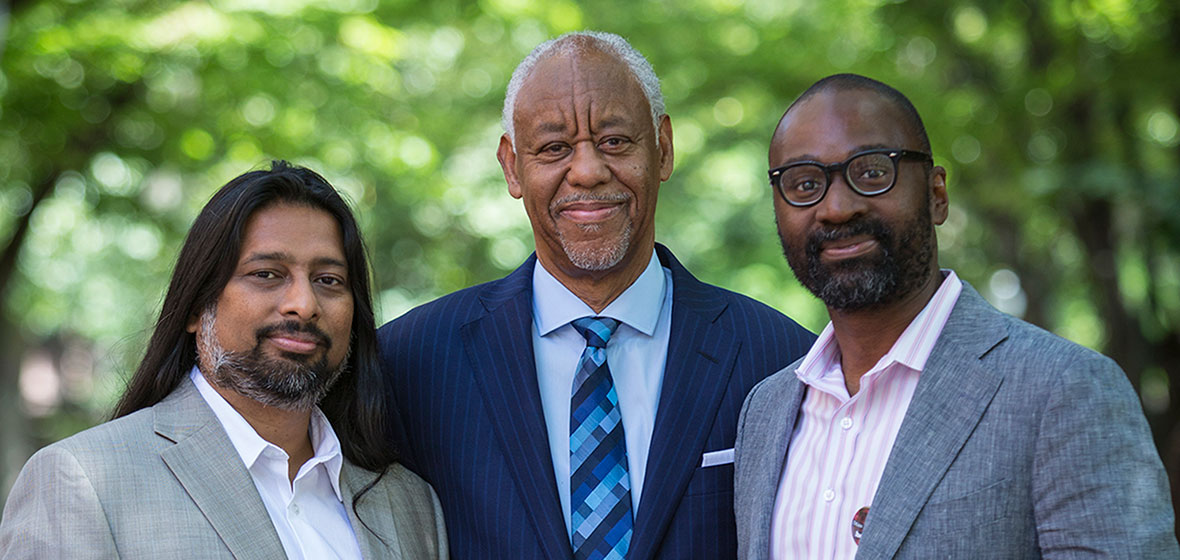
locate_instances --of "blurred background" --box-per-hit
[1,0,1178,520]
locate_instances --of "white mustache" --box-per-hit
[550,192,631,211]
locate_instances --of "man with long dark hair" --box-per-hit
[0,161,447,559]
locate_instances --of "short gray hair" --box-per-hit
[501,30,665,147]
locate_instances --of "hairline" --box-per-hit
[502,30,665,149]
[775,74,932,155]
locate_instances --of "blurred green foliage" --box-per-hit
[2,0,1178,509]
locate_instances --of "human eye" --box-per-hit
[314,273,349,292]
[850,155,893,184]
[249,270,280,280]
[858,166,889,180]
[791,179,823,195]
[781,166,824,195]
[599,136,630,151]
[316,275,345,286]
[538,142,570,157]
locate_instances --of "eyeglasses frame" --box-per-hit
[768,148,933,207]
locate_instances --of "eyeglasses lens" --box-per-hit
[847,153,895,194]
[780,166,826,205]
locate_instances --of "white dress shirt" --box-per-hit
[532,251,673,535]
[771,271,962,559]
[190,368,363,560]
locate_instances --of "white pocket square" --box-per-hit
[700,448,735,468]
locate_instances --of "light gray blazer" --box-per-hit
[0,379,448,559]
[735,283,1178,559]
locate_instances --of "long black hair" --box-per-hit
[113,161,395,471]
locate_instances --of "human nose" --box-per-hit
[279,276,320,320]
[565,142,611,188]
[813,172,868,224]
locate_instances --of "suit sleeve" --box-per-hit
[0,445,120,559]
[1033,353,1179,558]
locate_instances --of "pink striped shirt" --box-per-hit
[770,271,962,559]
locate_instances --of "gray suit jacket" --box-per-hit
[735,283,1178,559]
[0,379,448,559]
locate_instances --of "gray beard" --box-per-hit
[559,221,632,271]
[195,307,347,412]
[552,192,633,271]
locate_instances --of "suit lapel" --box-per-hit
[155,380,286,560]
[341,463,402,560]
[740,367,807,560]
[856,284,1008,558]
[463,256,573,559]
[629,246,739,560]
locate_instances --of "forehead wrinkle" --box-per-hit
[518,50,642,142]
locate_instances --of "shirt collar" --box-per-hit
[532,250,666,336]
[795,270,963,386]
[189,367,346,500]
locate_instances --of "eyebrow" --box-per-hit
[241,252,348,269]
[529,116,632,138]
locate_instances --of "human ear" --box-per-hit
[497,134,523,199]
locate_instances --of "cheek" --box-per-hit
[326,299,354,346]
[209,288,265,350]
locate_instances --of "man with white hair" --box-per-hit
[378,31,814,559]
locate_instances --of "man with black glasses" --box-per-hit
[734,74,1177,558]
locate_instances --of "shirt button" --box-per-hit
[290,503,301,516]
[840,417,853,430]
[822,489,835,502]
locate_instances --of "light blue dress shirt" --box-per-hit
[532,250,674,536]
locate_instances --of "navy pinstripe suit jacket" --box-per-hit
[377,244,814,559]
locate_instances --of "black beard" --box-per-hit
[196,311,348,411]
[780,207,935,311]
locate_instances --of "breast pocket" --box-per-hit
[684,462,734,497]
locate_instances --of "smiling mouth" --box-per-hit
[551,193,630,225]
[559,201,624,223]
[820,236,880,260]
[266,334,322,354]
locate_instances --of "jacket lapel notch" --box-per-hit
[159,422,285,559]
[856,284,1009,558]
[462,288,573,559]
[629,293,739,560]
[748,374,808,553]
[340,464,402,560]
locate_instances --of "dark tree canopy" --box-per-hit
[2,0,1178,518]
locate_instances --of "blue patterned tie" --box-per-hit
[569,317,632,560]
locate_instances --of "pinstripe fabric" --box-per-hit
[735,282,1178,559]
[378,244,815,560]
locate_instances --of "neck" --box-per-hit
[540,244,654,314]
[828,268,944,396]
[210,384,315,483]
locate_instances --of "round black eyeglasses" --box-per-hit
[768,149,933,207]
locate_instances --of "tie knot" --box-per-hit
[571,317,619,349]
